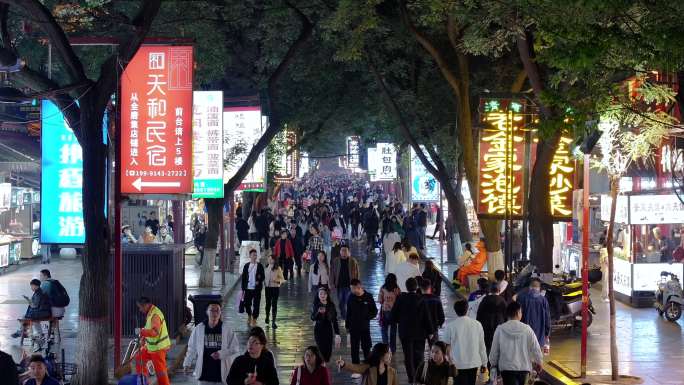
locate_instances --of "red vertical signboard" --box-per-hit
[121,45,194,194]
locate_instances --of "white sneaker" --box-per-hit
[351,373,362,379]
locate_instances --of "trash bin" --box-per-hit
[188,294,222,325]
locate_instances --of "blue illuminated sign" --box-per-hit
[40,100,107,244]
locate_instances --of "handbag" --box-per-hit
[237,291,245,314]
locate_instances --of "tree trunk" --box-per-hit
[527,132,562,273]
[444,187,469,262]
[397,143,409,204]
[445,188,471,243]
[200,198,222,287]
[74,104,110,385]
[606,176,620,380]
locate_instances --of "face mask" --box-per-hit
[530,287,541,295]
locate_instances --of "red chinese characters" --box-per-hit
[121,45,193,194]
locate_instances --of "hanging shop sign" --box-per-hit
[600,194,629,224]
[121,45,194,194]
[0,243,8,268]
[410,147,440,202]
[192,91,224,198]
[368,147,378,181]
[274,128,297,182]
[223,106,266,192]
[629,194,684,224]
[346,136,360,169]
[600,193,684,225]
[477,99,526,217]
[612,257,632,296]
[299,152,309,177]
[40,100,108,244]
[477,98,574,220]
[0,183,10,212]
[376,143,397,180]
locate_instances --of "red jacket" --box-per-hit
[290,365,330,385]
[274,238,295,259]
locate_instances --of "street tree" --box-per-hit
[0,1,161,383]
[157,0,317,287]
[594,77,677,381]
[323,0,543,268]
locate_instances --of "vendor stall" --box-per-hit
[601,191,684,306]
[0,185,39,265]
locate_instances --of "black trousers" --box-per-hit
[349,329,372,364]
[453,367,478,385]
[243,288,262,319]
[279,256,294,280]
[501,370,528,385]
[400,337,425,383]
[264,287,280,321]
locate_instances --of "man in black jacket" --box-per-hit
[345,279,378,370]
[419,278,445,344]
[255,210,269,251]
[241,250,265,327]
[392,277,433,384]
[235,212,249,247]
[0,348,19,385]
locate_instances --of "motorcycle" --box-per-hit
[514,264,596,331]
[545,280,596,331]
[655,271,683,322]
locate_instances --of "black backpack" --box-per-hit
[51,279,70,307]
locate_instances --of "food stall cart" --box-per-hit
[601,191,684,306]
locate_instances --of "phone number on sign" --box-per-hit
[125,170,188,177]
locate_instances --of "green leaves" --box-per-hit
[595,77,678,176]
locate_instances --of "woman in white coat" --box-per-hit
[382,220,402,275]
[183,301,241,385]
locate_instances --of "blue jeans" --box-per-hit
[337,286,351,319]
[380,311,397,352]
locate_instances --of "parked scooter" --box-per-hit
[655,271,683,322]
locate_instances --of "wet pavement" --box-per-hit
[1,237,682,385]
[546,292,684,385]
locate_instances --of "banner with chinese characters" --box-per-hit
[368,147,378,181]
[410,147,440,202]
[629,194,684,224]
[40,100,107,244]
[223,106,266,191]
[346,136,360,169]
[0,183,10,212]
[274,129,297,182]
[192,91,224,198]
[478,98,574,220]
[376,143,397,180]
[121,45,194,194]
[478,99,526,217]
[546,136,574,218]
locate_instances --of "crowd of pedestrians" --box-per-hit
[1,174,553,385]
[215,175,551,385]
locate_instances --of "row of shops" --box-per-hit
[0,184,41,268]
[555,179,684,307]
